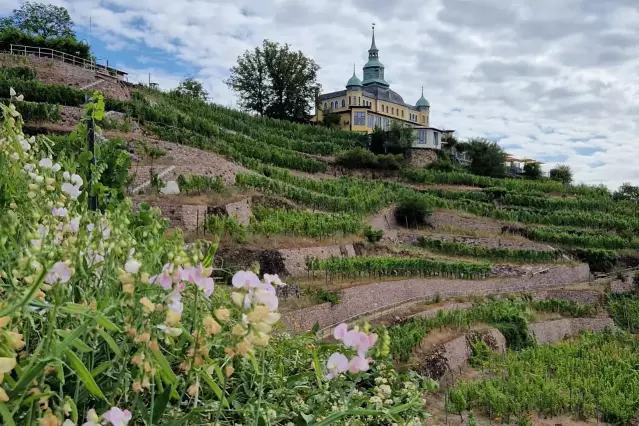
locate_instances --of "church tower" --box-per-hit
[362,24,389,88]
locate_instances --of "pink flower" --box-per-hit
[334,323,348,341]
[69,216,81,232]
[326,352,349,380]
[149,264,174,290]
[176,266,215,297]
[45,261,71,284]
[101,407,132,426]
[232,270,260,289]
[254,288,278,311]
[52,207,68,217]
[348,355,370,374]
[343,330,374,356]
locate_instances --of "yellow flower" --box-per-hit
[165,310,181,325]
[262,312,281,325]
[118,269,133,285]
[187,383,198,397]
[225,364,234,377]
[0,387,8,402]
[236,340,251,355]
[135,332,151,344]
[132,380,142,393]
[246,306,269,324]
[139,297,155,313]
[7,332,24,350]
[214,307,230,323]
[203,316,221,336]
[231,292,244,307]
[231,324,246,337]
[0,316,10,328]
[40,410,61,426]
[122,284,134,295]
[253,322,272,334]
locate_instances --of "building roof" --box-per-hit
[346,66,362,88]
[416,87,430,108]
[363,85,405,105]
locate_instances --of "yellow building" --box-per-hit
[312,26,453,150]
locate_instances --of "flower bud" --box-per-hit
[214,307,230,323]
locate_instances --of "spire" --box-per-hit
[416,86,430,109]
[346,64,362,89]
[370,23,378,52]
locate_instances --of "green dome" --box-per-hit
[416,87,430,108]
[346,68,362,88]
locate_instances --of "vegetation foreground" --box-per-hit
[0,93,437,425]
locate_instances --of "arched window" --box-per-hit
[401,110,404,118]
[349,96,351,105]
[324,102,327,109]
[342,99,345,108]
[358,97,361,105]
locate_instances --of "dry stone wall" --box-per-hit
[528,318,614,345]
[399,233,554,251]
[428,211,504,234]
[132,200,207,230]
[278,245,356,277]
[532,289,603,306]
[224,198,252,226]
[408,148,438,168]
[281,264,590,332]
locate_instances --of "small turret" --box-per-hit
[416,86,430,111]
[346,65,362,91]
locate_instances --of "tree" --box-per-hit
[395,195,432,228]
[463,138,506,178]
[171,77,209,101]
[369,126,386,155]
[2,2,74,39]
[320,105,340,128]
[549,164,573,185]
[613,182,639,203]
[384,121,414,156]
[523,162,542,179]
[226,39,321,123]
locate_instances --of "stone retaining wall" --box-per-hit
[528,318,614,345]
[282,264,590,332]
[531,289,603,306]
[408,148,438,168]
[429,211,503,233]
[224,198,252,226]
[132,200,207,230]
[278,245,356,277]
[399,233,554,251]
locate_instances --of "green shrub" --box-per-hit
[0,28,91,58]
[337,147,404,170]
[0,66,36,80]
[364,226,384,243]
[395,195,432,227]
[308,287,341,305]
[571,248,619,272]
[6,99,61,121]
[177,174,224,195]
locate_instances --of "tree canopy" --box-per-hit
[225,40,321,123]
[460,138,506,178]
[613,182,639,203]
[549,164,573,185]
[171,77,209,101]
[523,162,542,179]
[320,105,341,128]
[368,122,413,157]
[1,2,74,39]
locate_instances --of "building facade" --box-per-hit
[312,26,453,150]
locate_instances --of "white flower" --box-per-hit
[20,140,31,151]
[52,163,61,172]
[9,87,15,97]
[39,158,53,169]
[52,207,68,217]
[23,164,35,172]
[16,94,24,102]
[61,182,82,199]
[71,174,83,186]
[124,259,141,274]
[156,324,183,337]
[69,216,81,233]
[63,171,70,180]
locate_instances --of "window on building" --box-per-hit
[418,130,426,145]
[324,102,327,109]
[348,96,351,105]
[402,110,404,118]
[342,99,345,108]
[367,113,374,128]
[422,116,425,124]
[391,107,394,114]
[383,118,390,131]
[434,132,439,146]
[354,111,366,126]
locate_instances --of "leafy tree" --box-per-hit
[320,105,340,128]
[395,195,432,228]
[613,182,639,203]
[462,138,506,178]
[226,39,321,123]
[171,77,209,101]
[385,121,414,156]
[1,2,74,38]
[448,388,467,421]
[549,164,573,185]
[523,162,542,179]
[369,126,386,155]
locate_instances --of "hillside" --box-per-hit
[3,55,639,426]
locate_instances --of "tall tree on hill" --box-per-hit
[225,40,321,123]
[171,77,209,101]
[1,2,74,39]
[460,137,507,178]
[549,164,573,185]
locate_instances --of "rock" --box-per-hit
[160,180,180,195]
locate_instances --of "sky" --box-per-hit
[2,0,639,189]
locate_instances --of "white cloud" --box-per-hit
[44,0,639,188]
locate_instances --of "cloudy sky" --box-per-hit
[2,0,639,188]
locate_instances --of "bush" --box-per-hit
[337,147,404,170]
[394,195,432,227]
[364,226,384,243]
[6,99,61,121]
[571,248,619,272]
[549,164,573,185]
[177,174,224,195]
[0,66,37,80]
[309,287,341,305]
[523,162,542,179]
[462,138,507,178]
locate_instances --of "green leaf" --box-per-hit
[9,360,46,398]
[152,384,173,423]
[97,328,122,357]
[201,372,229,408]
[65,350,107,401]
[0,267,46,317]
[91,361,114,378]
[96,315,122,333]
[56,329,92,353]
[151,349,177,385]
[60,304,91,314]
[64,396,79,423]
[0,402,15,426]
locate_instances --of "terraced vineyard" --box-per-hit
[5,60,639,426]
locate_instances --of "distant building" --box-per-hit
[311,25,454,151]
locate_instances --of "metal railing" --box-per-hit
[7,45,126,80]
